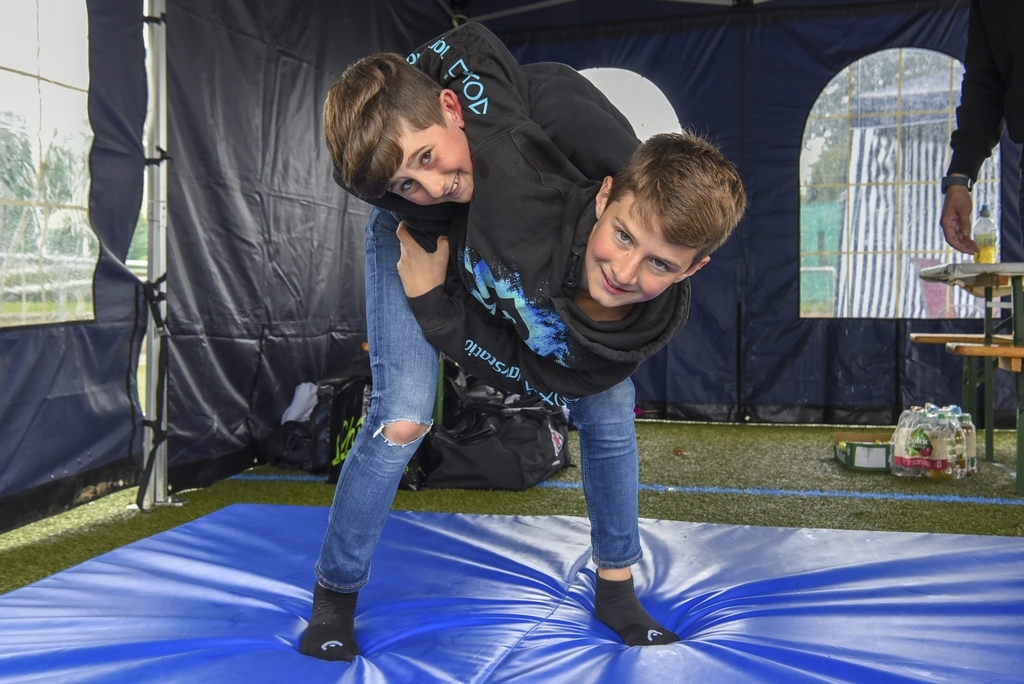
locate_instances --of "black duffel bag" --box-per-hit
[414,367,571,491]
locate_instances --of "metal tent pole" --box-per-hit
[140,0,172,510]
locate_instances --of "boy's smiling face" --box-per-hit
[387,89,474,205]
[581,177,709,316]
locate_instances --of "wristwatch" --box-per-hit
[941,175,973,193]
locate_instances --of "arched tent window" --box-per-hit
[580,68,682,140]
[799,48,1001,319]
[0,0,97,328]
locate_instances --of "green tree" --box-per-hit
[0,112,34,202]
[128,214,148,262]
[1,111,98,325]
[805,130,849,204]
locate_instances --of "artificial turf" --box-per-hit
[1,421,1022,595]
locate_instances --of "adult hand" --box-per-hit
[939,184,978,254]
[396,222,450,298]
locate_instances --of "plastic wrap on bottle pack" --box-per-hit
[890,404,966,479]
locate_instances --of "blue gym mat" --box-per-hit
[1,504,1022,683]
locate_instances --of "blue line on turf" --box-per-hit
[233,473,1024,506]
[233,474,325,482]
[537,480,1024,506]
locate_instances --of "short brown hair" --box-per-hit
[608,131,746,260]
[323,52,446,199]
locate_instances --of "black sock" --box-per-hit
[594,575,679,646]
[299,582,361,661]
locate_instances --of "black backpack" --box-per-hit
[309,358,423,489]
[312,376,371,484]
[258,357,372,481]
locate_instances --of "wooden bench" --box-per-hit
[945,342,1024,373]
[908,333,1013,435]
[945,342,1024,495]
[908,333,1014,346]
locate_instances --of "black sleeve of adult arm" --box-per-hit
[948,0,1007,180]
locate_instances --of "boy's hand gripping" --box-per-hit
[396,222,450,298]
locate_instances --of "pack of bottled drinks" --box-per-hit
[890,404,978,480]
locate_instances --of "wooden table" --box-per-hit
[919,263,1024,495]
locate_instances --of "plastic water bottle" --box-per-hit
[959,413,977,476]
[973,204,998,264]
[926,410,964,480]
[890,407,920,476]
[892,406,931,477]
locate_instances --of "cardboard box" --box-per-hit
[832,431,893,471]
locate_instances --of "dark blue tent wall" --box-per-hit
[5,1,1023,529]
[163,0,452,491]
[0,1,148,532]
[499,0,1021,424]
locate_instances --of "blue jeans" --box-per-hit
[314,209,641,591]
